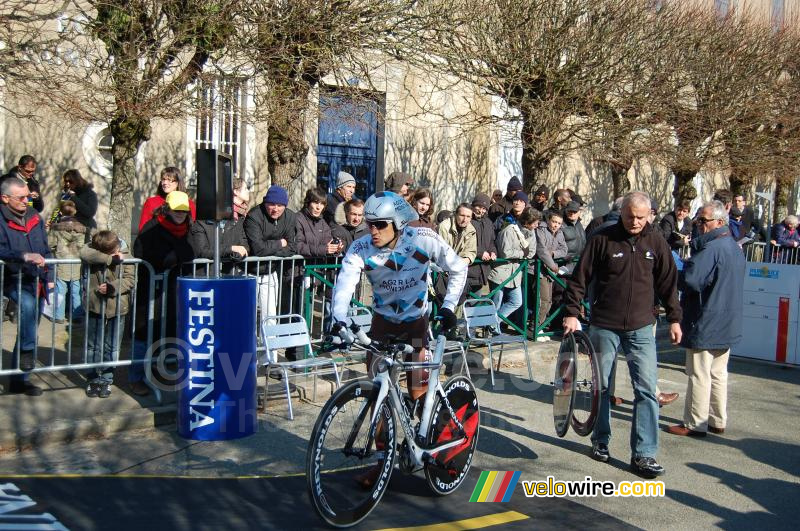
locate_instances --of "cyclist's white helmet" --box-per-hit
[364,191,418,231]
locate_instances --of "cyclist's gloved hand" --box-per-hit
[435,307,457,331]
[331,321,355,345]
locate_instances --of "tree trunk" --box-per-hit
[610,161,631,199]
[267,83,313,190]
[108,116,151,244]
[672,168,699,203]
[773,175,794,224]
[729,170,750,198]
[267,118,308,190]
[520,116,550,192]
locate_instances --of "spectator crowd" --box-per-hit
[0,155,775,411]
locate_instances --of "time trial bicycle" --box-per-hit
[306,324,480,528]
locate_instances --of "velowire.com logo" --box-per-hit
[469,471,521,502]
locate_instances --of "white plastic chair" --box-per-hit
[463,298,532,388]
[261,314,341,420]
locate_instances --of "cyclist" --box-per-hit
[331,191,468,403]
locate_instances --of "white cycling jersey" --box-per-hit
[332,226,468,324]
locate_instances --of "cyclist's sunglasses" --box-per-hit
[366,220,390,230]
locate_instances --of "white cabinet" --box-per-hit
[735,263,800,365]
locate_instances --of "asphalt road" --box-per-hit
[0,331,797,530]
[2,470,635,530]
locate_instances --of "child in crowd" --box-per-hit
[80,230,135,398]
[48,200,88,323]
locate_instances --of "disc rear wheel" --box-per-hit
[570,330,601,436]
[424,376,480,495]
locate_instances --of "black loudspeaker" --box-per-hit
[196,148,233,221]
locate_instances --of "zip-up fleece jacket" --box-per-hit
[564,220,681,331]
[0,205,53,294]
[244,204,297,257]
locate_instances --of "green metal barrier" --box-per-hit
[302,256,590,351]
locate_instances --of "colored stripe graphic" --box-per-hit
[469,472,489,502]
[469,471,520,502]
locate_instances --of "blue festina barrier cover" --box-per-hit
[176,276,258,440]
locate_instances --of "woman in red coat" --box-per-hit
[138,167,196,232]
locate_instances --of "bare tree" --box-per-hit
[242,0,431,188]
[651,5,786,202]
[3,1,245,239]
[405,0,678,192]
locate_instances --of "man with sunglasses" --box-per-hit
[0,176,54,396]
[331,191,467,403]
[667,200,744,438]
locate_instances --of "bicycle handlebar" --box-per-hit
[326,323,415,357]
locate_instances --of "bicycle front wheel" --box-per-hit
[424,375,480,495]
[306,380,397,528]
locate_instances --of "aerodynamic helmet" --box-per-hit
[363,191,419,231]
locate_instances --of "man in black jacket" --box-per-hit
[732,193,765,242]
[331,199,368,252]
[1,155,45,212]
[658,200,692,251]
[244,185,300,332]
[468,193,497,294]
[323,171,356,225]
[564,191,682,479]
[488,176,522,222]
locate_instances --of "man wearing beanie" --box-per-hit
[324,171,357,225]
[244,185,298,329]
[489,176,523,222]
[533,185,550,212]
[468,193,497,294]
[494,190,529,231]
[384,171,414,199]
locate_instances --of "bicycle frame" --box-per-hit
[349,334,468,470]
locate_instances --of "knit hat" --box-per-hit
[565,200,581,212]
[534,184,549,197]
[165,191,191,212]
[507,176,523,192]
[513,191,529,204]
[336,171,356,189]
[472,193,491,209]
[263,185,289,206]
[385,171,414,192]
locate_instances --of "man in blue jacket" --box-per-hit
[667,200,744,437]
[0,176,54,396]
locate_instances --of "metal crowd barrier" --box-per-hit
[0,253,584,383]
[180,255,307,356]
[0,258,156,378]
[303,258,543,346]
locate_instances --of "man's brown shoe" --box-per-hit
[130,381,151,397]
[657,392,679,406]
[708,426,725,434]
[666,424,706,437]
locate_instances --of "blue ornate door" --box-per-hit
[317,93,380,199]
